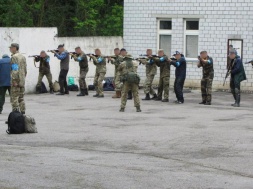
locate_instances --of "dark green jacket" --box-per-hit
[230,56,246,83]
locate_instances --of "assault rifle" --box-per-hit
[47,49,59,53]
[28,55,40,58]
[69,52,78,59]
[28,55,40,68]
[245,60,253,64]
[223,64,232,86]
[139,54,159,58]
[135,57,148,65]
[140,54,176,61]
[104,55,117,63]
[86,53,99,61]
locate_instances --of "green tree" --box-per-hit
[0,0,123,36]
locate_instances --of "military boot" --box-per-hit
[50,88,54,94]
[119,108,125,112]
[232,89,240,107]
[112,91,121,98]
[142,93,150,100]
[127,91,132,100]
[93,93,99,97]
[151,94,158,100]
[231,90,236,106]
[136,106,142,112]
[77,89,85,96]
[84,88,89,95]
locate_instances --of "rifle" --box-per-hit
[69,52,78,59]
[28,55,40,68]
[86,53,99,61]
[245,60,253,64]
[223,64,232,86]
[28,55,40,58]
[47,50,59,53]
[139,54,159,58]
[104,55,117,63]
[135,58,148,65]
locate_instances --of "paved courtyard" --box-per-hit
[0,90,253,189]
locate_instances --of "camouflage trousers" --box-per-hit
[79,68,89,90]
[94,72,106,95]
[144,74,156,95]
[201,78,213,103]
[121,82,140,108]
[36,72,53,89]
[114,73,122,92]
[11,86,26,113]
[157,76,170,99]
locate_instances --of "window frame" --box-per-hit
[157,19,172,56]
[184,19,199,61]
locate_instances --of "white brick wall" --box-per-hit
[124,0,253,91]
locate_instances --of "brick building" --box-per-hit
[123,0,253,91]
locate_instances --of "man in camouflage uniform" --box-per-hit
[140,49,158,100]
[70,47,89,96]
[118,54,141,112]
[108,48,123,98]
[9,43,27,114]
[151,49,170,102]
[35,51,54,94]
[88,49,106,98]
[197,51,214,105]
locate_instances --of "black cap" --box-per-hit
[57,44,64,49]
[120,48,126,52]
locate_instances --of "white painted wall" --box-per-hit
[0,27,123,93]
[124,0,253,91]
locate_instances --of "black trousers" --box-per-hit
[174,77,185,103]
[58,69,69,93]
[230,78,240,100]
[0,86,11,112]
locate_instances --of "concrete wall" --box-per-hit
[124,0,253,91]
[0,27,123,93]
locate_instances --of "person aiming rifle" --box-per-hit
[226,50,246,107]
[87,49,106,98]
[139,49,158,100]
[30,51,54,94]
[50,44,70,95]
[69,47,89,96]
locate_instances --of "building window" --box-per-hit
[184,19,199,58]
[158,20,172,56]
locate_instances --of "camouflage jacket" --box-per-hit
[73,51,88,69]
[35,55,50,74]
[118,58,138,76]
[153,55,170,78]
[140,58,157,76]
[111,55,123,76]
[91,56,106,73]
[199,56,214,79]
[10,52,27,87]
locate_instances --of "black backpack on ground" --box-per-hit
[68,84,79,91]
[103,77,115,91]
[36,82,48,94]
[6,111,25,134]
